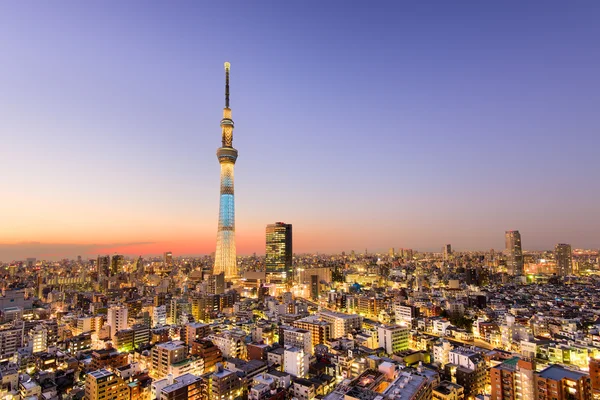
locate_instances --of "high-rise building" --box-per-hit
[160,373,205,400]
[282,327,313,355]
[445,348,487,398]
[378,324,409,355]
[107,305,128,340]
[505,230,524,276]
[535,364,591,400]
[589,358,600,399]
[85,369,128,400]
[212,364,242,400]
[292,316,332,346]
[443,244,452,261]
[555,243,573,276]
[97,255,110,277]
[110,254,124,276]
[214,62,239,280]
[318,310,362,339]
[265,222,293,283]
[164,251,173,268]
[151,341,187,379]
[283,347,309,378]
[490,357,535,400]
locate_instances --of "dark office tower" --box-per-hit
[110,254,124,276]
[97,255,110,277]
[208,272,225,295]
[505,231,524,276]
[443,244,452,261]
[134,256,143,274]
[265,222,293,283]
[310,275,319,300]
[555,243,573,276]
[164,252,173,268]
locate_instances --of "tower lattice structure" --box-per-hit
[214,62,238,279]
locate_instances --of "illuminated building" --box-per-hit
[433,381,464,400]
[490,357,535,400]
[318,310,362,339]
[265,222,293,283]
[505,230,524,276]
[291,316,332,346]
[443,244,452,261]
[212,364,242,400]
[97,255,110,277]
[555,243,573,276]
[107,305,128,340]
[85,369,128,400]
[214,62,239,279]
[151,341,187,379]
[589,358,600,399]
[282,327,313,355]
[283,347,309,378]
[0,326,23,362]
[163,251,173,267]
[160,373,204,400]
[378,324,409,354]
[110,254,124,276]
[535,365,591,400]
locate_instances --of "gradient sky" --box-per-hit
[1,1,599,260]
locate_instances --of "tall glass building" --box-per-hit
[266,222,293,283]
[505,230,523,276]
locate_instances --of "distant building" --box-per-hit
[97,255,110,277]
[163,251,173,268]
[505,231,524,276]
[555,243,573,276]
[443,244,452,261]
[110,254,124,276]
[266,222,293,283]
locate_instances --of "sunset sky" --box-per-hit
[1,2,599,260]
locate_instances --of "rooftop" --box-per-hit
[162,374,202,393]
[538,365,588,381]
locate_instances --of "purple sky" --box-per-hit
[1,1,599,260]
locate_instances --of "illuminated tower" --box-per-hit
[505,230,523,276]
[214,62,238,279]
[265,222,293,283]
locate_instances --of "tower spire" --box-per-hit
[215,62,238,279]
[224,62,230,108]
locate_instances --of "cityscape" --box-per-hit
[1,3,600,400]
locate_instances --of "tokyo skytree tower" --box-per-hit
[214,62,238,279]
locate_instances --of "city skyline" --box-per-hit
[2,2,600,260]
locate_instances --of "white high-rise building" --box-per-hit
[30,324,48,354]
[377,324,409,355]
[283,347,309,378]
[107,306,128,340]
[318,310,362,339]
[152,305,167,327]
[282,327,313,355]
